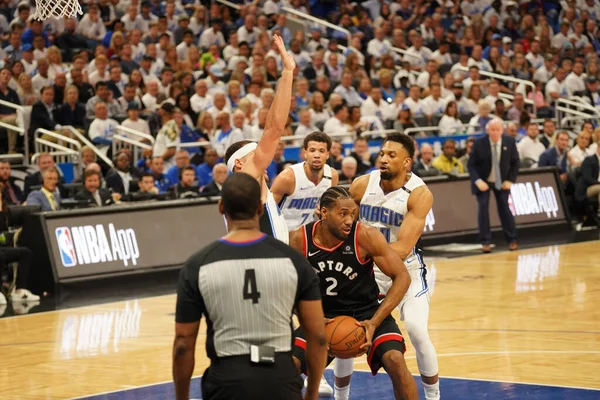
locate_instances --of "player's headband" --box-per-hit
[227,142,257,172]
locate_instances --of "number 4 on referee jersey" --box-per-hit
[243,269,261,304]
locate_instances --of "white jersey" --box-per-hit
[359,170,426,272]
[279,163,333,230]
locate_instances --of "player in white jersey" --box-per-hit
[272,132,339,230]
[350,133,440,400]
[223,34,293,244]
[271,130,339,397]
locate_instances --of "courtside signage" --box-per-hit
[55,224,140,268]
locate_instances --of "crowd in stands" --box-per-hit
[0,0,596,217]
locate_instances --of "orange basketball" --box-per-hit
[325,316,367,359]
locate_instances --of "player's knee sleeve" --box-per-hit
[404,313,438,377]
[334,357,354,378]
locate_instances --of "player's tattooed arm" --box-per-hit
[358,224,410,328]
[270,167,296,204]
[389,186,433,260]
[349,175,369,209]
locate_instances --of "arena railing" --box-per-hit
[281,6,352,46]
[0,99,28,164]
[31,151,79,165]
[34,129,82,165]
[456,66,536,115]
[63,126,114,169]
[0,154,24,163]
[114,126,155,166]
[555,97,600,131]
[179,141,212,151]
[498,92,535,107]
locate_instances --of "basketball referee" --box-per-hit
[173,172,328,400]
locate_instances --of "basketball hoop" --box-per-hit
[32,0,83,20]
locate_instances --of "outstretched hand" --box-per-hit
[273,34,296,72]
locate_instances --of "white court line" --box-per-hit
[355,349,600,360]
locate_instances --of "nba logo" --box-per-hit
[56,227,77,267]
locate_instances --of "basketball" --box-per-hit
[325,316,367,359]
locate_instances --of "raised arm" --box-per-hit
[388,186,433,259]
[244,35,296,177]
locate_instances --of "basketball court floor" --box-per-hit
[1,241,599,399]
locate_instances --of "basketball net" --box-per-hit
[32,0,83,20]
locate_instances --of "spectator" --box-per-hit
[0,67,21,154]
[326,140,344,170]
[206,92,230,120]
[169,166,199,198]
[86,81,121,118]
[137,172,159,194]
[350,137,376,176]
[70,68,95,105]
[29,86,60,140]
[459,137,476,172]
[324,104,353,137]
[414,143,439,177]
[575,146,600,212]
[75,170,114,207]
[121,101,151,136]
[539,130,570,180]
[578,76,600,108]
[432,139,465,174]
[88,55,110,88]
[153,103,180,169]
[517,122,546,165]
[545,67,568,106]
[78,5,107,45]
[0,161,24,205]
[25,168,61,211]
[142,80,160,111]
[88,101,119,155]
[333,72,362,107]
[468,100,495,134]
[438,101,463,136]
[568,131,594,168]
[196,147,219,187]
[212,111,244,158]
[190,79,213,113]
[468,118,519,253]
[394,104,416,133]
[295,109,318,139]
[201,163,228,195]
[506,93,528,122]
[166,150,191,184]
[539,119,557,148]
[53,85,86,130]
[199,18,225,50]
[149,156,171,193]
[361,88,393,123]
[106,151,140,195]
[338,156,358,184]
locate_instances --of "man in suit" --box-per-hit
[23,153,65,197]
[575,146,600,212]
[538,131,570,185]
[171,166,200,198]
[28,86,60,142]
[414,143,441,177]
[106,151,140,196]
[0,161,24,205]
[74,170,114,207]
[25,169,61,211]
[201,163,228,195]
[468,118,520,253]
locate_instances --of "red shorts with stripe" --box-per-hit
[293,314,406,376]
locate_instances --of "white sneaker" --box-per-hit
[12,300,39,315]
[304,376,334,398]
[11,288,40,302]
[0,291,6,305]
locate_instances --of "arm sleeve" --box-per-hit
[289,250,321,303]
[175,260,205,323]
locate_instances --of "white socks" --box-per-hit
[423,381,440,400]
[334,384,350,400]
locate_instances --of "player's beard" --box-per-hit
[380,170,397,180]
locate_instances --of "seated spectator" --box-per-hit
[70,68,95,105]
[350,137,377,176]
[142,80,161,111]
[106,151,140,195]
[201,163,228,195]
[136,172,159,195]
[249,107,268,141]
[295,109,318,139]
[88,55,110,88]
[360,88,393,123]
[568,131,594,168]
[169,166,199,199]
[539,131,570,184]
[506,93,529,122]
[539,119,557,148]
[339,156,358,183]
[206,92,231,120]
[414,143,440,177]
[121,101,151,136]
[149,156,171,193]
[333,71,362,107]
[326,140,344,170]
[575,147,600,211]
[31,58,52,93]
[28,86,60,141]
[52,72,67,104]
[212,111,244,158]
[25,168,61,211]
[166,150,191,184]
[0,160,24,205]
[403,85,426,117]
[423,83,447,121]
[459,137,475,172]
[468,101,495,134]
[23,153,65,197]
[86,82,122,118]
[53,85,86,130]
[117,83,141,114]
[88,102,119,156]
[393,104,416,133]
[74,170,114,207]
[438,101,463,136]
[190,79,213,113]
[195,147,219,187]
[153,103,180,169]
[517,122,546,166]
[324,104,354,137]
[432,139,465,174]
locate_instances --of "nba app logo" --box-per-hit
[56,227,77,267]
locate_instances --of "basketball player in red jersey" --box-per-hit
[289,187,418,400]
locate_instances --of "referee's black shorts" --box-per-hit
[201,352,302,400]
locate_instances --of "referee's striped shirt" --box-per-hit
[176,233,321,359]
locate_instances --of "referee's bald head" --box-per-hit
[219,172,263,221]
